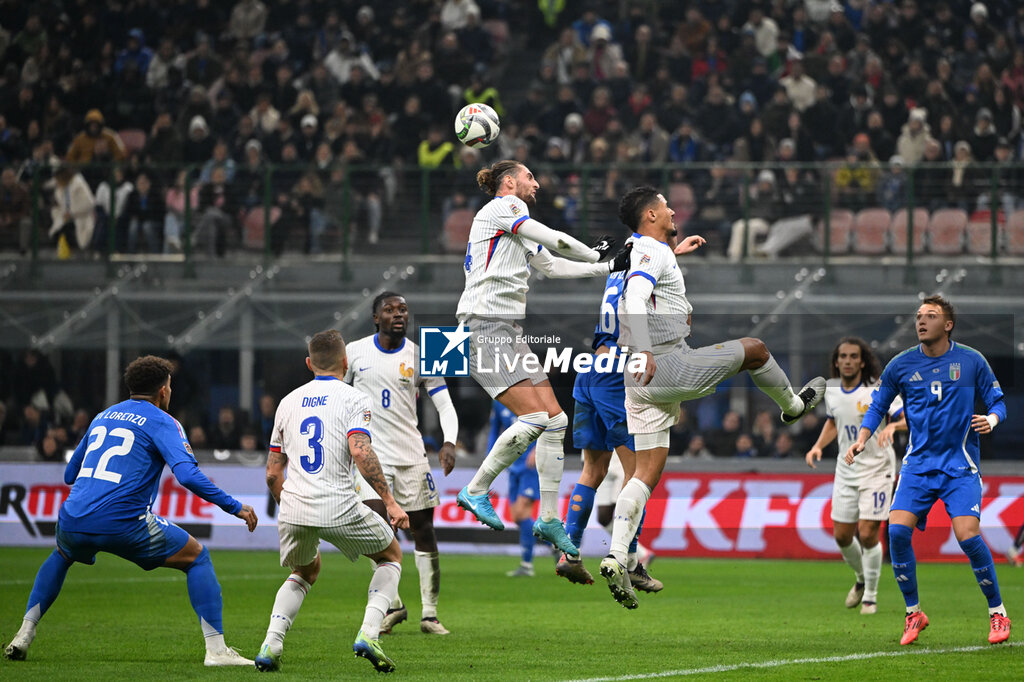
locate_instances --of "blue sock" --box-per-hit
[518,517,535,563]
[889,523,919,609]
[959,535,1003,609]
[565,484,596,548]
[185,546,223,635]
[629,509,647,555]
[24,549,73,622]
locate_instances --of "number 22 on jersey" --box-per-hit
[77,425,136,484]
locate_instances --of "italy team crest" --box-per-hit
[949,363,961,381]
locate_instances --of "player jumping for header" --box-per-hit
[601,186,826,609]
[454,159,631,557]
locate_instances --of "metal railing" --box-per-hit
[6,161,1022,271]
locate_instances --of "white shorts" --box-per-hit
[596,452,625,507]
[355,461,440,512]
[462,316,547,399]
[830,471,895,523]
[625,340,745,434]
[278,508,393,566]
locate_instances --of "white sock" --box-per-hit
[414,550,440,620]
[389,594,404,611]
[626,552,638,571]
[748,355,803,416]
[862,542,882,602]
[907,603,921,614]
[361,561,402,639]
[839,538,864,583]
[205,632,226,653]
[990,604,1007,617]
[535,412,568,521]
[610,479,651,565]
[262,573,311,654]
[468,411,547,495]
[15,618,36,643]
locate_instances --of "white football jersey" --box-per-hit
[825,378,904,483]
[270,376,373,526]
[344,335,447,468]
[617,233,692,353]
[456,194,543,320]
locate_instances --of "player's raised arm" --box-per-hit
[514,218,603,262]
[805,417,837,469]
[425,380,459,475]
[531,241,633,279]
[349,431,409,530]
[620,266,657,385]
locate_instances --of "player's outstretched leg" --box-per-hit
[256,572,313,671]
[3,549,73,661]
[625,510,662,593]
[743,344,826,424]
[889,524,928,645]
[462,411,549,530]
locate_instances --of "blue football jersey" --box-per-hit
[59,399,238,533]
[592,270,626,351]
[861,342,1006,476]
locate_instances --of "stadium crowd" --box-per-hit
[0,0,1019,457]
[0,1,1020,257]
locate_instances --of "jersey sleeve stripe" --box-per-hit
[485,233,502,270]
[268,445,282,452]
[347,427,371,439]
[510,216,528,233]
[427,385,447,396]
[628,271,658,287]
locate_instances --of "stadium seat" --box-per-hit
[243,206,281,250]
[813,209,853,254]
[852,208,890,255]
[667,182,696,224]
[889,207,929,255]
[118,129,147,154]
[442,208,474,254]
[927,208,967,255]
[1008,210,1024,256]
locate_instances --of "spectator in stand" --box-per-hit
[0,167,30,252]
[877,155,908,213]
[184,34,223,88]
[980,137,1023,217]
[200,140,237,184]
[46,164,95,257]
[896,108,932,166]
[768,431,797,459]
[728,169,780,261]
[734,433,759,458]
[146,38,181,92]
[695,85,739,157]
[680,434,714,460]
[804,84,840,157]
[707,410,743,457]
[628,112,669,163]
[835,133,880,211]
[183,116,215,165]
[780,56,817,112]
[586,24,622,83]
[947,140,984,211]
[970,108,999,161]
[744,7,779,59]
[440,0,480,32]
[195,166,234,257]
[865,110,896,162]
[143,112,183,170]
[121,171,164,254]
[916,139,950,211]
[582,86,616,138]
[66,110,126,164]
[12,350,58,412]
[228,0,268,41]
[990,86,1021,145]
[163,170,199,254]
[761,85,794,141]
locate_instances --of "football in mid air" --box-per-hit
[454,103,501,149]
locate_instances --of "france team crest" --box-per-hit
[949,363,961,381]
[419,326,471,377]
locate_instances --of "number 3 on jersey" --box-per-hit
[300,416,325,474]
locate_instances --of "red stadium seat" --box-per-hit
[1008,210,1024,256]
[927,208,967,255]
[814,209,853,254]
[889,207,929,255]
[442,208,474,254]
[852,208,890,255]
[243,206,281,250]
[118,129,147,154]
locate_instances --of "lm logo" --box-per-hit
[419,326,471,377]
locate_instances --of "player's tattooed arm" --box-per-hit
[349,432,392,502]
[266,450,288,504]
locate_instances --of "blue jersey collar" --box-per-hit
[839,381,862,394]
[313,375,340,381]
[374,334,406,354]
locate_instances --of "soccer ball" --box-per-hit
[454,103,500,149]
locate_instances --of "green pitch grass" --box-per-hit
[1,548,1019,680]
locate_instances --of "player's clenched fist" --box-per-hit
[387,501,410,530]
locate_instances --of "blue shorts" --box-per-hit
[892,470,982,531]
[56,512,191,571]
[572,370,634,452]
[508,464,539,502]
